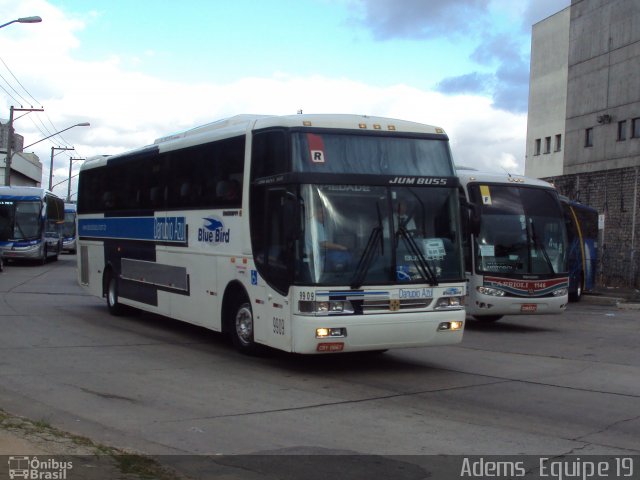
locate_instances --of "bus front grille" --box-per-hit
[362,298,433,313]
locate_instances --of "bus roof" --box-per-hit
[456,167,556,190]
[0,186,57,199]
[81,114,448,172]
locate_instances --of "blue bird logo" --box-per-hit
[203,218,224,231]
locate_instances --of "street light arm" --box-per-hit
[0,16,42,29]
[23,122,90,150]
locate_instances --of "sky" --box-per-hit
[1,0,570,199]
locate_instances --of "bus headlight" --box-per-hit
[299,300,355,315]
[552,288,568,297]
[434,296,464,310]
[477,286,506,297]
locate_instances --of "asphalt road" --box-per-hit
[0,255,638,467]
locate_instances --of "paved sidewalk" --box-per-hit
[582,286,640,309]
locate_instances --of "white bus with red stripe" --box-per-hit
[458,168,569,322]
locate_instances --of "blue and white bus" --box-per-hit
[458,168,569,322]
[76,114,467,354]
[561,197,598,301]
[0,186,64,264]
[63,203,77,253]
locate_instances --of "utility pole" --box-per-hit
[4,105,44,186]
[49,146,74,191]
[67,157,84,202]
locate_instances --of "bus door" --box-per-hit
[251,187,296,350]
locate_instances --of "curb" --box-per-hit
[581,295,623,306]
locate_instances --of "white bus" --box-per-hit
[0,186,64,264]
[76,114,466,354]
[457,168,569,322]
[62,203,78,253]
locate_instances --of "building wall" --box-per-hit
[564,0,640,174]
[546,167,640,288]
[1,122,41,186]
[525,7,570,178]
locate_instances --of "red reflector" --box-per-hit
[521,304,537,313]
[317,342,344,352]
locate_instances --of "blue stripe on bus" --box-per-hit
[0,195,41,201]
[78,216,187,243]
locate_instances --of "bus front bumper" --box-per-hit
[290,310,465,354]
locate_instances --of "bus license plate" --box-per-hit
[521,304,537,313]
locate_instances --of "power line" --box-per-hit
[0,56,41,106]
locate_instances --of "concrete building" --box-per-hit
[525,6,570,179]
[0,121,42,187]
[525,0,640,288]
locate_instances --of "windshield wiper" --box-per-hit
[350,227,382,289]
[528,218,555,274]
[396,227,438,286]
[350,203,384,289]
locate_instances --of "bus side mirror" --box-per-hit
[468,202,481,236]
[460,197,481,237]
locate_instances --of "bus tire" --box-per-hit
[473,315,503,323]
[106,271,125,316]
[229,299,261,355]
[569,275,583,302]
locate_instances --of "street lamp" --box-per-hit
[12,121,90,190]
[0,16,42,29]
[23,122,90,150]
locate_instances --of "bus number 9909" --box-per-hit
[299,291,315,301]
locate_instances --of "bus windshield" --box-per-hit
[0,201,41,241]
[297,184,463,286]
[470,185,567,275]
[292,132,454,176]
[63,211,76,237]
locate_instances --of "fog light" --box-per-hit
[316,327,347,338]
[438,321,464,331]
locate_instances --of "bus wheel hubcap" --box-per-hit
[235,306,253,345]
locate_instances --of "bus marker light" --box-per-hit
[317,342,344,352]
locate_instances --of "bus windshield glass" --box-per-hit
[0,200,41,241]
[296,184,463,286]
[470,185,567,275]
[63,211,76,238]
[292,132,454,176]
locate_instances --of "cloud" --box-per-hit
[1,0,528,199]
[436,72,494,96]
[351,0,490,40]
[352,0,570,114]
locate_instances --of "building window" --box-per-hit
[585,128,593,147]
[544,136,551,154]
[632,118,640,138]
[554,134,562,151]
[618,120,627,141]
[534,138,541,155]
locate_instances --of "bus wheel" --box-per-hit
[106,272,125,316]
[569,275,583,302]
[230,301,260,355]
[473,315,503,323]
